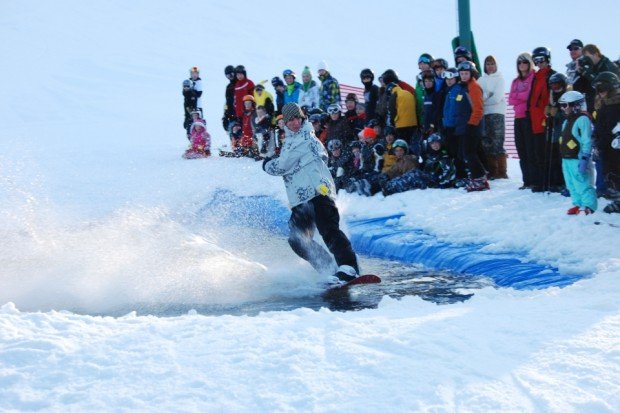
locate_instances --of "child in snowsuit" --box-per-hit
[558,91,597,214]
[183,122,211,159]
[252,105,273,155]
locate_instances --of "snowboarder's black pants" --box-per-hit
[288,195,359,275]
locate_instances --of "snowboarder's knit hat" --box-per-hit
[302,66,312,77]
[282,103,305,123]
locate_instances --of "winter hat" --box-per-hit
[191,121,206,131]
[345,93,358,102]
[566,39,583,50]
[271,76,285,88]
[361,127,377,139]
[302,66,312,77]
[282,103,305,123]
[317,60,328,72]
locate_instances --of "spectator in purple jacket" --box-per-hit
[508,52,535,189]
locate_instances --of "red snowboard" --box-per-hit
[329,274,381,290]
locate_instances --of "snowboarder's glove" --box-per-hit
[373,143,385,156]
[578,156,589,174]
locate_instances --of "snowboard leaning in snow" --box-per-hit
[329,274,381,290]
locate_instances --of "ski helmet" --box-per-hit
[384,126,395,136]
[532,47,551,63]
[432,58,449,70]
[366,118,379,128]
[327,139,342,151]
[559,90,586,113]
[327,104,341,115]
[418,53,434,65]
[360,68,375,82]
[592,71,620,93]
[380,69,399,85]
[309,114,323,124]
[350,141,362,150]
[421,69,435,81]
[442,68,459,79]
[271,76,284,87]
[548,72,567,87]
[454,46,472,60]
[234,65,246,76]
[427,133,443,144]
[182,79,193,88]
[224,65,235,76]
[457,61,477,73]
[243,95,255,103]
[392,139,409,151]
[282,69,296,78]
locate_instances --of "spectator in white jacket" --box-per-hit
[478,55,508,179]
[298,66,320,110]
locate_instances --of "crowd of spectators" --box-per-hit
[181,41,620,213]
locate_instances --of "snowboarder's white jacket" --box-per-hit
[264,121,336,207]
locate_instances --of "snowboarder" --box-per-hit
[262,103,360,282]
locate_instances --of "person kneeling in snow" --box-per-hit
[262,103,360,282]
[183,121,211,159]
[558,91,597,215]
[381,133,456,196]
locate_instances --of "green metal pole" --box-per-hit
[458,0,471,50]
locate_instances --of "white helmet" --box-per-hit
[558,90,584,104]
[559,90,586,113]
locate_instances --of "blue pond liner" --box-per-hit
[202,190,588,289]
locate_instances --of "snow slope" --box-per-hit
[1,1,619,411]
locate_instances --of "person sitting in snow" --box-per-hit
[378,125,397,173]
[350,139,418,196]
[558,91,597,215]
[252,105,273,155]
[380,133,456,195]
[183,121,211,159]
[326,139,351,192]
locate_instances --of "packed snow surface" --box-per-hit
[1,1,619,411]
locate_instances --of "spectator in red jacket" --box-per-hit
[528,47,556,193]
[234,65,255,119]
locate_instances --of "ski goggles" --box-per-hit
[533,56,546,64]
[441,71,459,79]
[327,105,341,115]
